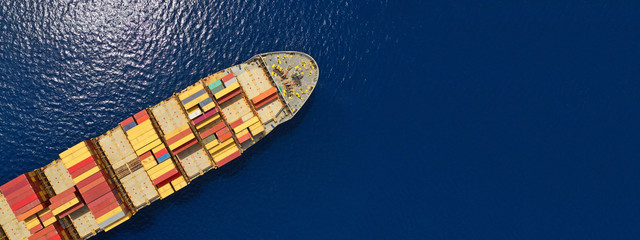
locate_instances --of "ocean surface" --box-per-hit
[1,1,639,239]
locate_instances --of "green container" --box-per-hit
[209,84,225,95]
[208,80,223,91]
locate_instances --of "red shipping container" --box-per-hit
[40,210,54,220]
[200,122,226,139]
[134,110,149,123]
[120,117,134,127]
[0,174,28,195]
[5,183,36,205]
[76,171,107,191]
[192,108,219,125]
[153,148,168,159]
[78,176,106,195]
[217,132,233,143]
[81,182,111,204]
[217,151,241,167]
[211,121,228,132]
[49,188,78,210]
[57,202,83,218]
[251,87,277,105]
[69,160,98,179]
[47,234,62,240]
[152,168,179,186]
[66,156,96,173]
[14,198,41,215]
[139,151,153,161]
[217,88,242,104]
[89,192,116,211]
[229,119,244,129]
[28,223,54,240]
[92,201,120,219]
[9,193,38,212]
[87,193,116,212]
[29,222,63,240]
[215,127,229,138]
[254,94,278,109]
[28,222,44,234]
[237,132,251,143]
[173,139,198,155]
[156,172,182,188]
[17,204,45,222]
[221,72,235,82]
[137,114,150,124]
[166,128,193,146]
[199,127,216,139]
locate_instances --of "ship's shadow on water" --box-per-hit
[97,94,315,239]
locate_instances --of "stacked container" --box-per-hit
[67,206,99,239]
[203,70,271,166]
[0,192,31,239]
[0,172,48,235]
[26,222,69,240]
[125,107,188,199]
[97,124,160,209]
[175,81,228,175]
[58,141,130,231]
[233,62,282,129]
[48,187,82,219]
[43,160,99,238]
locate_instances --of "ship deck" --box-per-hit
[0,51,318,240]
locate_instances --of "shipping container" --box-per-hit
[68,206,99,238]
[0,51,318,240]
[151,96,211,180]
[43,160,76,195]
[97,125,160,210]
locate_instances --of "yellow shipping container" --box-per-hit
[248,122,265,135]
[37,208,55,227]
[129,128,158,148]
[103,212,132,232]
[168,133,195,151]
[151,145,165,155]
[140,155,158,170]
[135,139,162,156]
[147,160,174,177]
[201,101,216,112]
[158,184,174,199]
[59,141,88,159]
[131,134,160,152]
[209,139,235,155]
[170,177,187,191]
[184,93,209,109]
[165,124,190,139]
[43,217,57,227]
[196,115,220,129]
[204,138,220,150]
[24,215,41,229]
[51,198,79,216]
[214,82,240,99]
[149,164,175,180]
[73,166,100,184]
[233,116,260,134]
[95,205,125,224]
[214,146,240,162]
[125,121,154,138]
[235,129,250,139]
[186,105,200,115]
[62,149,92,168]
[179,84,205,101]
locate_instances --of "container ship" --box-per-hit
[0,51,318,240]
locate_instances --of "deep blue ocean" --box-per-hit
[1,1,639,239]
